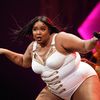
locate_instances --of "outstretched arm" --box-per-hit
[58,32,100,53]
[0,42,33,68]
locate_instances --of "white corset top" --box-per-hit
[31,34,81,97]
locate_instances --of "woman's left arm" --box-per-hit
[58,32,100,54]
[82,36,98,53]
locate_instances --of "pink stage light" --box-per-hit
[78,2,100,39]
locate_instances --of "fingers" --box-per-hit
[93,32,100,40]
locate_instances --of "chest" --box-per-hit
[32,51,67,74]
[36,47,51,61]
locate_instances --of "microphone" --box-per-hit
[93,32,100,39]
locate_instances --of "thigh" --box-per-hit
[71,75,100,100]
[36,87,63,100]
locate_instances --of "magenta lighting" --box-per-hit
[78,2,100,39]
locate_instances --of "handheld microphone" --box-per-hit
[93,32,100,39]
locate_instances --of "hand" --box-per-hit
[93,32,100,40]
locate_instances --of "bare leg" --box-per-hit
[36,87,63,100]
[71,75,100,100]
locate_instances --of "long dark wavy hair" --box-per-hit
[16,16,60,40]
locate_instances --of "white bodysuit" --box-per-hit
[32,34,97,100]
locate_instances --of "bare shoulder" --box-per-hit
[57,31,68,36]
[57,32,73,39]
[57,32,82,42]
[55,32,83,53]
[55,32,69,53]
[56,32,70,43]
[55,32,68,42]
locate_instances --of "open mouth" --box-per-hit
[37,37,41,40]
[36,37,42,41]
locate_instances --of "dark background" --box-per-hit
[0,0,99,100]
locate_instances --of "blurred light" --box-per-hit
[78,2,100,39]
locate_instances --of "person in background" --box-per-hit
[93,42,100,66]
[0,16,100,100]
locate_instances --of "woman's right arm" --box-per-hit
[0,42,33,68]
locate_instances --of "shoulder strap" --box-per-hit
[33,41,37,51]
[51,34,57,45]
